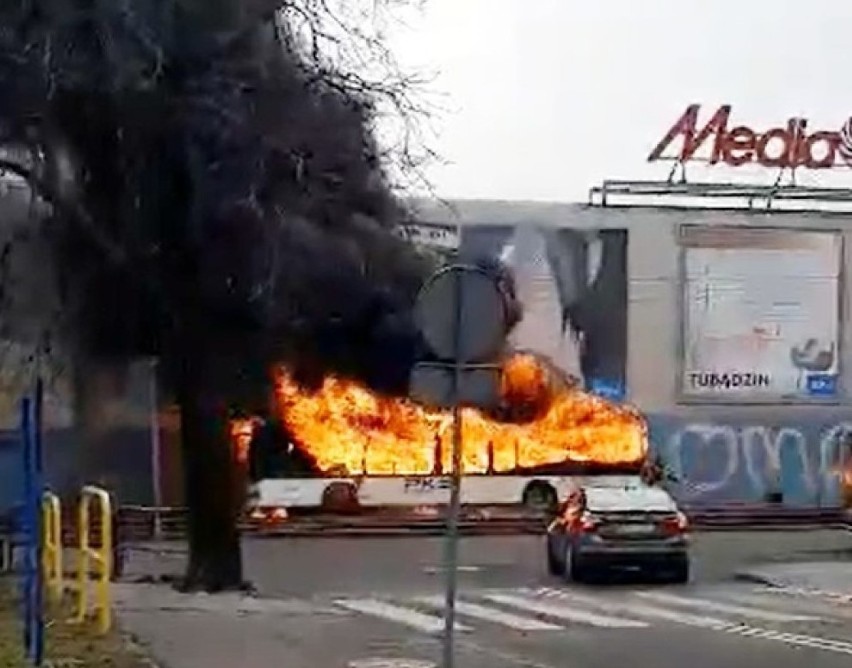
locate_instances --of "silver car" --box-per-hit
[546,481,690,583]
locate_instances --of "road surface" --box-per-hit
[120,529,852,668]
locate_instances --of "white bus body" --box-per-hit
[247,474,645,512]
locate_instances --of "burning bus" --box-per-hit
[241,217,651,519]
[243,352,648,518]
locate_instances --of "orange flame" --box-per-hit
[230,418,258,465]
[271,353,647,475]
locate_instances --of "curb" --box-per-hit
[733,571,775,586]
[123,545,190,555]
[119,521,850,542]
[735,571,852,604]
[692,522,852,532]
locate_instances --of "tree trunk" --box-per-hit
[176,352,245,591]
[174,309,245,592]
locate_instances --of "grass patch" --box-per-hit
[0,576,153,668]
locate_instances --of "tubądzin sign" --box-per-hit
[648,104,852,169]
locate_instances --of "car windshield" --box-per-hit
[584,486,677,513]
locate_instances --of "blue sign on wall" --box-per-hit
[588,378,626,402]
[806,374,837,397]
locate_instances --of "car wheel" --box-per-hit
[522,481,558,514]
[321,482,360,514]
[670,556,690,584]
[564,544,586,583]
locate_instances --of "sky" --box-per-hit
[386,0,852,203]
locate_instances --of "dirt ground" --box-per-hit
[0,576,153,668]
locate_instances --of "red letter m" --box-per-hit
[648,104,731,163]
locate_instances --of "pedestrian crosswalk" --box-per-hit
[331,584,852,654]
[336,598,471,634]
[415,596,562,631]
[480,591,648,628]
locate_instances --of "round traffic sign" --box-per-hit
[414,265,508,362]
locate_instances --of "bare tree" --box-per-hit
[0,0,438,591]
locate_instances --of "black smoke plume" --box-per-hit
[0,2,443,403]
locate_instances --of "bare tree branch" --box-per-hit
[275,0,444,196]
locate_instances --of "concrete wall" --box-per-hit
[414,198,852,507]
[0,367,158,513]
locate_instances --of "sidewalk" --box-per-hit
[114,584,352,668]
[114,583,500,668]
[115,544,461,667]
[735,518,851,599]
[115,584,524,668]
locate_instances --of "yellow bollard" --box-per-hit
[41,492,63,603]
[71,486,113,634]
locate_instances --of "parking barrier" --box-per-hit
[70,486,113,634]
[41,492,63,603]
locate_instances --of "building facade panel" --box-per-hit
[419,198,852,507]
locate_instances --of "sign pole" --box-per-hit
[441,270,465,668]
[411,262,511,668]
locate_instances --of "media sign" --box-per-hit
[649,104,852,169]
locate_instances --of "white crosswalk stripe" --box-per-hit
[729,589,852,619]
[482,592,648,628]
[754,584,852,605]
[532,588,727,628]
[415,595,562,631]
[334,598,471,634]
[632,590,820,622]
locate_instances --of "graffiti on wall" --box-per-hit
[649,416,852,507]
